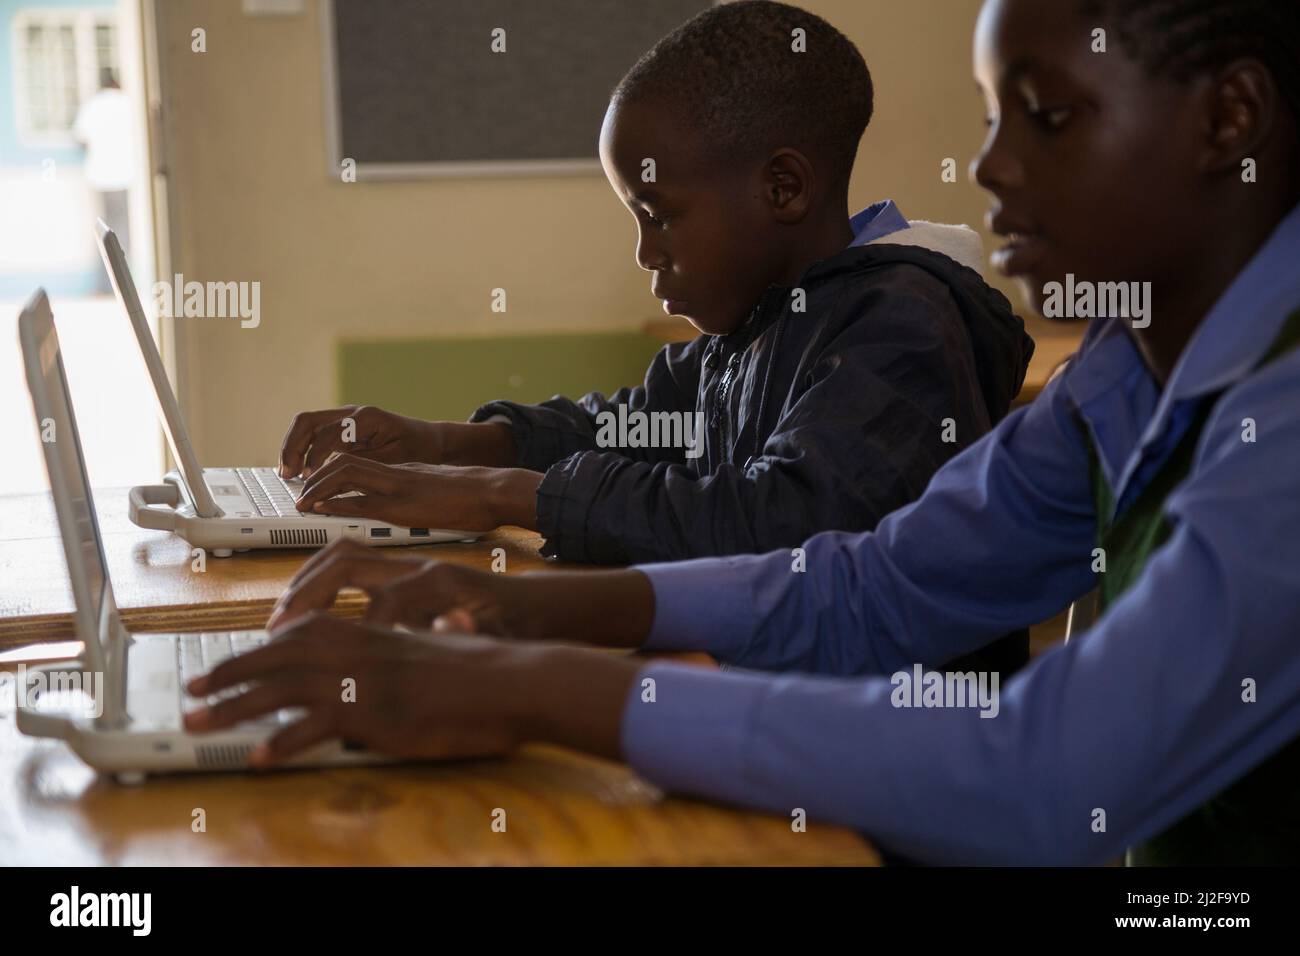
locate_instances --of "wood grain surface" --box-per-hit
[0,489,557,647]
[0,489,878,865]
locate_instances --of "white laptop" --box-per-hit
[95,221,477,555]
[16,289,385,781]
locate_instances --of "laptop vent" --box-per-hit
[195,743,254,769]
[270,528,327,547]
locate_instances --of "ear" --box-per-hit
[762,148,816,223]
[1200,58,1279,174]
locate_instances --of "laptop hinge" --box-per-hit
[94,604,131,729]
[165,467,223,519]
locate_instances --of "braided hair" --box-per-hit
[1079,0,1300,123]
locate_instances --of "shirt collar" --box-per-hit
[1067,201,1300,409]
[1163,200,1300,402]
[1064,200,1300,496]
[848,200,909,247]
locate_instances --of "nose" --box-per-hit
[635,224,668,273]
[970,121,1022,195]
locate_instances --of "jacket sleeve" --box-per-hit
[468,338,704,473]
[536,272,997,564]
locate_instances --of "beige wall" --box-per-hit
[158,0,1003,464]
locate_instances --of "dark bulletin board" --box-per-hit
[325,0,713,175]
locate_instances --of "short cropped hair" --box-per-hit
[612,1,874,188]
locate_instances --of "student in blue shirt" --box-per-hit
[187,0,1300,864]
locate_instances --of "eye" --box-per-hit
[634,204,670,230]
[1028,105,1073,131]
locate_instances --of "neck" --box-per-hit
[774,204,855,285]
[1131,196,1296,386]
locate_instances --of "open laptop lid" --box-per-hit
[19,290,126,725]
[95,220,220,518]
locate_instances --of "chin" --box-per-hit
[689,318,739,337]
[1015,276,1048,319]
[691,308,747,337]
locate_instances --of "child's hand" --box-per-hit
[278,406,517,478]
[291,454,542,532]
[268,540,657,652]
[266,538,531,637]
[278,405,441,478]
[183,614,534,765]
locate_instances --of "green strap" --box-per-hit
[1094,308,1300,595]
[1258,308,1300,366]
[1084,309,1300,864]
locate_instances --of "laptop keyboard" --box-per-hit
[235,467,305,517]
[177,632,286,726]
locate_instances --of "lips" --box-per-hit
[651,281,688,315]
[987,210,1047,278]
[990,235,1049,278]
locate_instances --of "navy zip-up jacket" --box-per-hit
[473,227,1034,569]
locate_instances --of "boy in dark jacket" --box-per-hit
[281,4,1033,634]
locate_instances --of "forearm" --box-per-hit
[506,569,656,649]
[442,421,518,468]
[486,468,543,529]
[508,643,644,761]
[639,388,1099,672]
[469,400,603,471]
[470,343,700,473]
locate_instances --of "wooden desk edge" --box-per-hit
[0,596,369,651]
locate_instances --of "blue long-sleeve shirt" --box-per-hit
[620,201,1300,865]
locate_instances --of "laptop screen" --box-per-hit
[20,295,112,648]
[94,221,219,517]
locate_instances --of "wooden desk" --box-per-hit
[0,489,878,865]
[643,313,1087,405]
[0,489,556,649]
[0,692,876,865]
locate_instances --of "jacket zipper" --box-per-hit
[716,351,742,453]
[711,300,767,456]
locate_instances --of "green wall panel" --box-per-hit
[337,330,669,422]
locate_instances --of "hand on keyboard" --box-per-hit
[265,538,531,638]
[178,632,290,727]
[291,454,540,532]
[181,615,638,767]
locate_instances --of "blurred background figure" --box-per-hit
[0,0,161,495]
[74,67,135,261]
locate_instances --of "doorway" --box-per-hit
[0,0,166,495]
